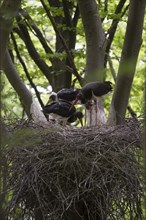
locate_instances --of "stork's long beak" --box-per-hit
[69,97,79,111]
[46,98,51,105]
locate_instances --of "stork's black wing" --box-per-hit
[82,81,112,97]
[57,88,81,102]
[92,81,112,96]
[68,110,83,123]
[43,101,76,117]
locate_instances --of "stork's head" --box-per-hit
[104,81,113,91]
[46,92,57,104]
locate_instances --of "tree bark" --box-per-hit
[77,0,107,127]
[0,2,21,218]
[144,77,146,215]
[78,0,106,82]
[2,50,47,124]
[108,0,146,125]
[0,0,21,66]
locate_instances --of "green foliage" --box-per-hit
[7,128,43,147]
[2,0,146,120]
[1,73,23,119]
[5,126,63,150]
[50,6,64,17]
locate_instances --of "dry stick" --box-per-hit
[11,32,45,110]
[108,55,116,82]
[40,0,85,87]
[108,55,137,119]
[7,121,142,219]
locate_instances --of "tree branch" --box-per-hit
[15,15,54,86]
[18,9,75,90]
[40,0,85,86]
[62,0,72,27]
[0,0,21,66]
[72,4,80,27]
[107,56,117,82]
[2,50,32,117]
[101,0,109,22]
[2,50,47,123]
[11,32,45,110]
[104,0,128,66]
[104,0,108,12]
[19,8,53,55]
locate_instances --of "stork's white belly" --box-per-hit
[49,113,68,125]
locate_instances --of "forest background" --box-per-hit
[1,0,145,123]
[0,0,146,219]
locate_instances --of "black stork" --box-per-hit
[67,110,83,125]
[70,81,112,108]
[42,100,83,126]
[48,92,57,103]
[69,81,112,126]
[48,88,81,104]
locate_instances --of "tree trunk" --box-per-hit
[2,50,47,124]
[144,77,146,216]
[40,0,81,91]
[108,0,145,125]
[78,0,106,82]
[78,0,107,127]
[0,0,21,66]
[0,2,21,217]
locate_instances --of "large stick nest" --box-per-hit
[5,119,144,220]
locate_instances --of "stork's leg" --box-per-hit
[64,120,67,126]
[85,101,94,127]
[85,102,91,127]
[90,105,92,127]
[94,100,98,126]
[96,98,107,125]
[87,101,93,127]
[85,108,87,127]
